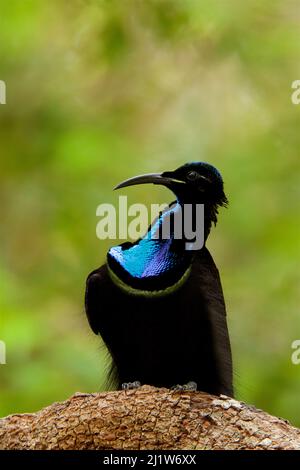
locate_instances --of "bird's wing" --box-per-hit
[85,264,112,335]
[191,246,233,396]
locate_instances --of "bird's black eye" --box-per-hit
[187,171,199,181]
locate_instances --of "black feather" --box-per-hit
[85,246,233,396]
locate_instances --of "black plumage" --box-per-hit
[85,162,233,397]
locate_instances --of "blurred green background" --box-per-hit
[0,0,300,425]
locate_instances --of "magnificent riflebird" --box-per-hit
[85,162,233,396]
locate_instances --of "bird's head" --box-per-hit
[115,162,228,226]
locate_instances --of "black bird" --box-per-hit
[85,162,233,396]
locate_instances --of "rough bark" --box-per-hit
[0,385,299,450]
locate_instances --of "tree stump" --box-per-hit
[0,386,299,450]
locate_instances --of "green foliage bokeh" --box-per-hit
[0,0,300,425]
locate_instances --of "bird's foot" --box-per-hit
[122,381,141,390]
[171,381,197,391]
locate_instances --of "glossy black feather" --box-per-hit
[85,246,233,396]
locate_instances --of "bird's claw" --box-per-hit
[171,381,197,391]
[122,381,141,390]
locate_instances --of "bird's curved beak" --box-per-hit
[114,172,185,190]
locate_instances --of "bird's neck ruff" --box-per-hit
[107,203,195,297]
